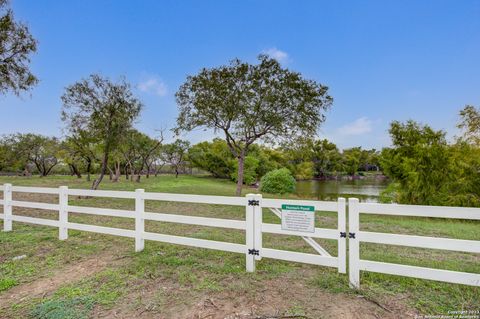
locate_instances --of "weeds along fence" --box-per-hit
[0,184,479,288]
[0,184,346,274]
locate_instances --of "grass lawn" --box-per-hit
[0,174,479,318]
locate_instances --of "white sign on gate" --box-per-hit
[281,204,315,233]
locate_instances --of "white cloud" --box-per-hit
[138,76,168,97]
[262,47,289,63]
[338,117,373,136]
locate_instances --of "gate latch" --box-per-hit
[248,200,259,206]
[349,232,356,239]
[340,232,347,238]
[248,249,259,256]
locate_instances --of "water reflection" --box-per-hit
[295,178,389,202]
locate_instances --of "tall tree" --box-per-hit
[61,74,143,189]
[175,55,332,195]
[120,129,146,182]
[0,0,38,96]
[162,139,190,178]
[138,130,164,178]
[13,133,60,177]
[58,139,83,178]
[66,131,98,181]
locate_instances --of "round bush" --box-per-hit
[260,168,296,194]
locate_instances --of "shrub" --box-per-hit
[260,168,296,194]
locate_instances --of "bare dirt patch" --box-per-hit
[0,255,115,310]
[94,276,415,319]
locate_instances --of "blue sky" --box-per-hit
[1,0,479,149]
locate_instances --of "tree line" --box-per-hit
[0,130,189,181]
[0,132,380,182]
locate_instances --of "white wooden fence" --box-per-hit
[0,184,346,273]
[348,198,480,288]
[1,184,479,288]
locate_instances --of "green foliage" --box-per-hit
[342,147,362,176]
[381,120,480,206]
[0,133,61,175]
[0,0,38,96]
[378,182,400,203]
[31,297,95,319]
[458,105,480,146]
[293,161,315,180]
[248,144,286,178]
[231,155,259,185]
[260,168,296,194]
[283,137,379,178]
[161,139,190,177]
[188,139,285,185]
[0,277,17,292]
[187,138,235,178]
[119,129,163,179]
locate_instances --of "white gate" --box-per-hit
[247,195,346,273]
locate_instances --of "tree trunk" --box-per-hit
[70,164,82,178]
[86,160,91,182]
[235,151,245,196]
[112,162,121,182]
[92,152,108,190]
[130,166,135,181]
[175,167,179,178]
[145,161,150,178]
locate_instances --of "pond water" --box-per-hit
[295,177,390,202]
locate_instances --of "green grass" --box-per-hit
[0,174,479,318]
[31,297,95,319]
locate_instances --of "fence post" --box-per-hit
[245,194,257,272]
[337,197,346,274]
[253,193,262,261]
[348,198,360,289]
[3,183,12,232]
[59,186,68,240]
[135,189,145,252]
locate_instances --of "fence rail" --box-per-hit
[1,183,479,288]
[0,183,346,274]
[348,198,480,288]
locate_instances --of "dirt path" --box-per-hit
[95,277,415,319]
[0,255,113,310]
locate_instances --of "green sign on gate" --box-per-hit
[281,204,315,233]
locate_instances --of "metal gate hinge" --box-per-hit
[349,232,356,239]
[340,232,346,238]
[248,200,259,206]
[248,249,259,256]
